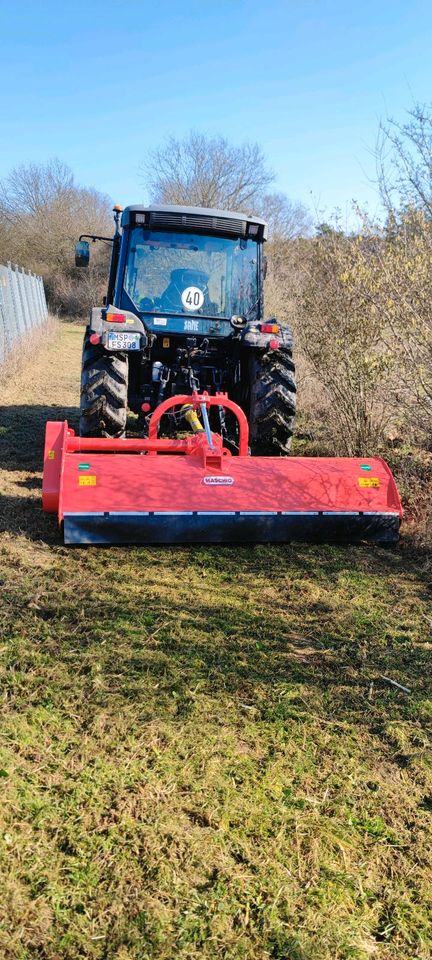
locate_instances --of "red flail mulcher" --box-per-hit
[42,392,403,547]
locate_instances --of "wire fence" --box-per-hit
[0,262,48,366]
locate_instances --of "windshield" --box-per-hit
[123,228,259,319]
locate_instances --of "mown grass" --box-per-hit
[0,324,431,960]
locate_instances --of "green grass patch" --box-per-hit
[0,324,431,959]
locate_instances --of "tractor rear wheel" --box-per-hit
[248,346,297,455]
[79,331,128,438]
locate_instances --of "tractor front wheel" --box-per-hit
[248,346,297,455]
[79,331,128,438]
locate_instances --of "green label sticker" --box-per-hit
[78,463,91,470]
[361,464,372,471]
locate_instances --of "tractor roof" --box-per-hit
[121,204,268,241]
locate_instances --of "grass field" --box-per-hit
[0,323,431,960]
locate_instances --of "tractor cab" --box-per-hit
[114,205,267,339]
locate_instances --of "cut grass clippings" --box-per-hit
[0,323,431,960]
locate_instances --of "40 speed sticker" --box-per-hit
[202,476,234,486]
[182,286,204,312]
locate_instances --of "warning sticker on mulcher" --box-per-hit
[203,476,234,486]
[79,475,97,486]
[358,477,380,488]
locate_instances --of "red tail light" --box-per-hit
[260,323,280,334]
[89,333,100,345]
[106,312,126,323]
[269,338,280,350]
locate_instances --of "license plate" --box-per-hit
[107,331,141,351]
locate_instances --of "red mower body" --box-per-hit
[42,394,403,546]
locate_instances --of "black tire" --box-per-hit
[248,346,297,455]
[79,331,128,438]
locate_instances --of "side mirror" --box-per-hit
[75,240,90,268]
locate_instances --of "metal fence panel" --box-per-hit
[0,262,48,367]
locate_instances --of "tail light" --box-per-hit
[260,323,280,334]
[269,338,280,350]
[106,312,126,323]
[89,333,100,345]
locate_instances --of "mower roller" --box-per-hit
[42,392,403,546]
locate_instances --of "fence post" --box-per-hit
[28,270,39,328]
[34,273,43,324]
[39,275,48,321]
[0,267,8,363]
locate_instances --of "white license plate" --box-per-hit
[107,331,141,351]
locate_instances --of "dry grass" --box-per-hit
[0,314,59,388]
[370,445,432,559]
[0,324,431,960]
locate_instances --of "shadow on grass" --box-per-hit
[5,538,427,739]
[0,493,60,541]
[0,403,79,472]
[0,403,79,540]
[97,581,432,728]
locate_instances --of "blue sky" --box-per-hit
[1,0,431,222]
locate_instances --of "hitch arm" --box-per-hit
[148,391,249,457]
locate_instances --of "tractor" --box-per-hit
[42,205,402,545]
[75,204,296,455]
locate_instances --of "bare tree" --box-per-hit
[260,191,312,240]
[373,105,432,442]
[141,131,275,211]
[0,158,75,221]
[0,159,112,315]
[376,103,432,217]
[297,228,399,456]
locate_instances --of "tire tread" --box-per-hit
[79,333,128,438]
